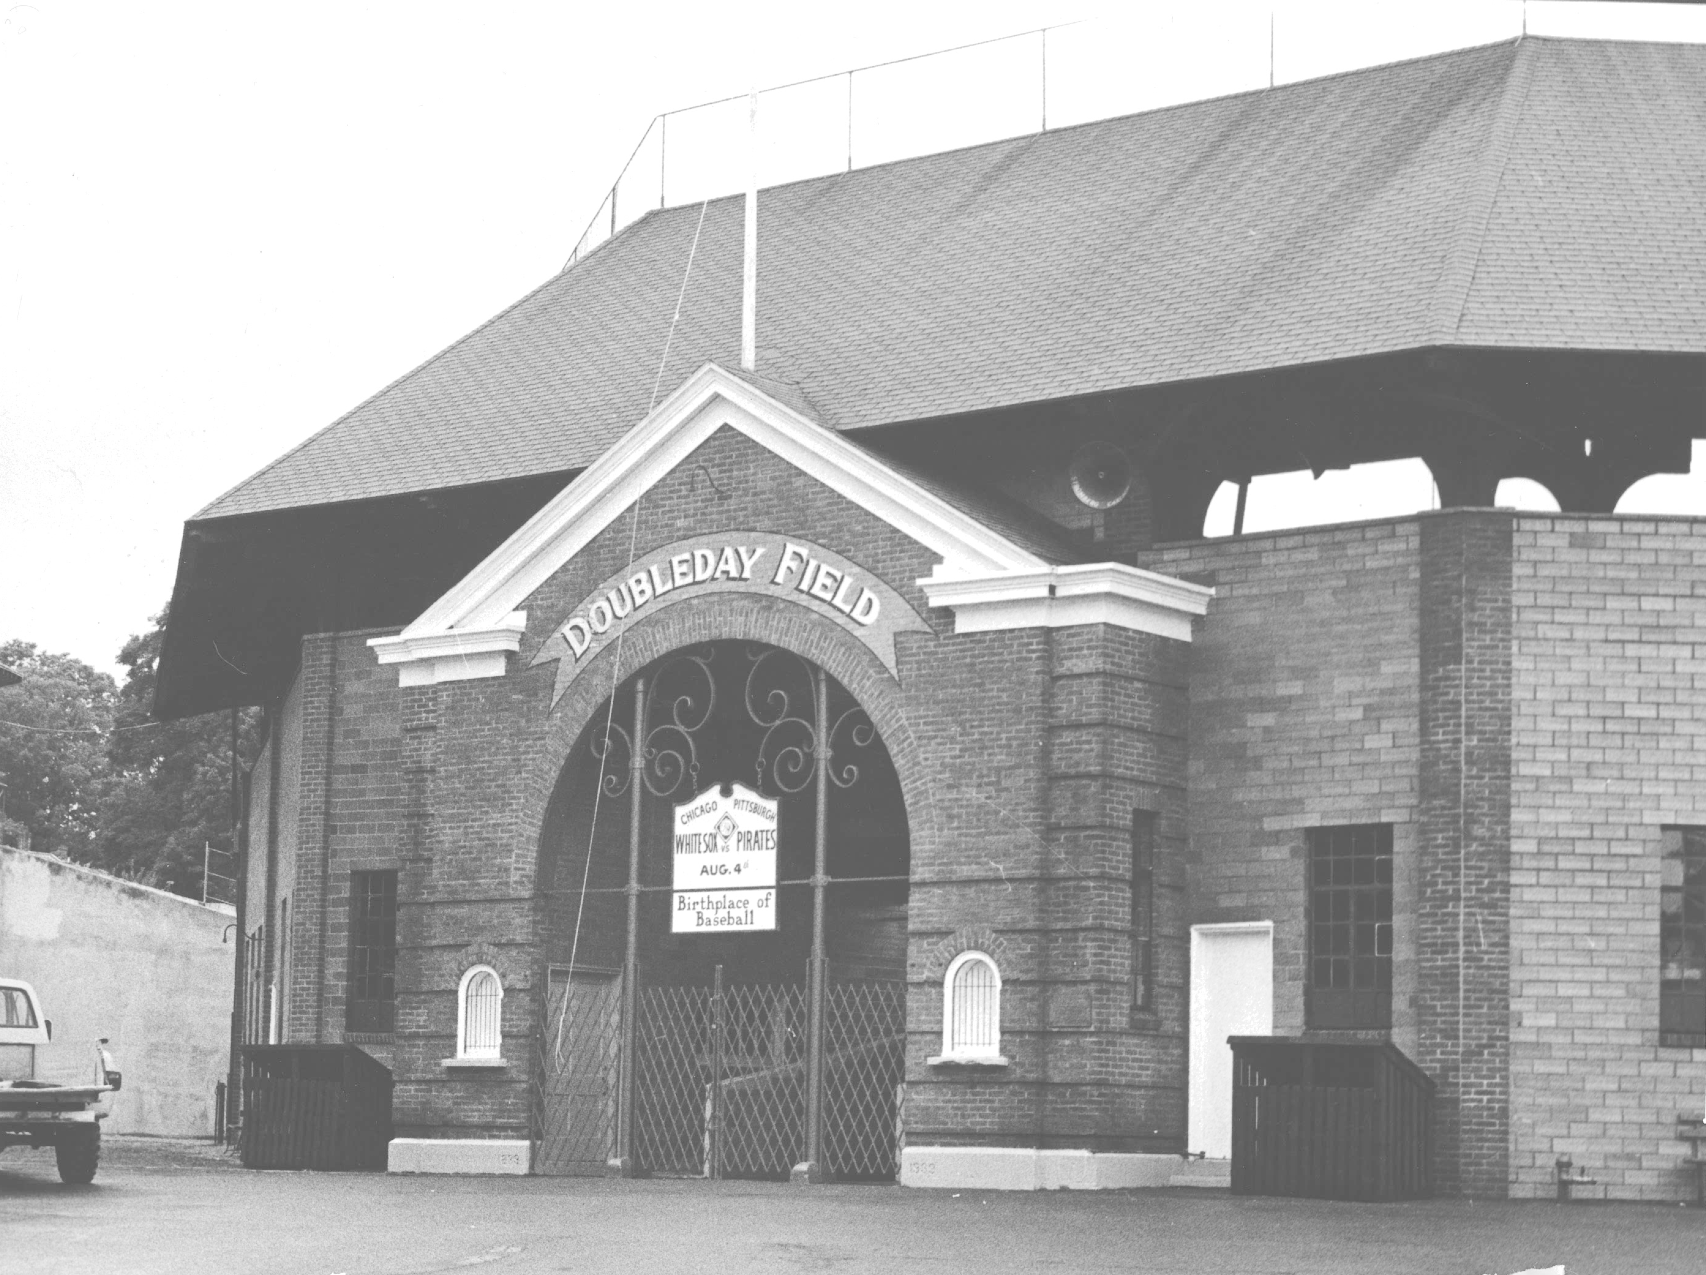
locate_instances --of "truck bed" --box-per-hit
[0,1080,113,1107]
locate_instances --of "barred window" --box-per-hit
[938,951,1003,1062]
[346,870,397,1034]
[1307,824,1393,1030]
[457,966,504,1059]
[1661,827,1706,1048]
[1132,810,1157,1012]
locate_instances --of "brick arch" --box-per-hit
[456,942,516,987]
[519,591,936,895]
[923,927,1017,982]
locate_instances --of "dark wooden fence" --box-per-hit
[241,1044,392,1171]
[1229,1036,1434,1201]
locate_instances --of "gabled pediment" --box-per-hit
[369,363,1058,685]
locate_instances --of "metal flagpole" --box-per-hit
[794,668,831,1183]
[611,675,646,1177]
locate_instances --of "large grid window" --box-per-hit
[347,870,398,1034]
[1307,824,1393,1030]
[1661,827,1706,1048]
[1132,809,1157,1012]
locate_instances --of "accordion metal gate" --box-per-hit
[533,969,622,1176]
[538,968,904,1180]
[537,645,911,1181]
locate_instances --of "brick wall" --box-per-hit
[285,628,408,1056]
[271,420,1201,1155]
[273,672,304,1038]
[524,427,1194,1153]
[902,621,1192,1153]
[241,670,305,1045]
[1508,514,1706,1202]
[256,457,1706,1188]
[1037,624,1189,1149]
[1417,511,1513,1198]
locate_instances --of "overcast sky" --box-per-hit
[4,1,1703,680]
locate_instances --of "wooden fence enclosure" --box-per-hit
[1229,1037,1434,1201]
[241,1044,392,1171]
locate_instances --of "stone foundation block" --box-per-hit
[387,1138,530,1175]
[899,1146,1179,1191]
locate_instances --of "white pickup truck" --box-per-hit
[0,977,121,1184]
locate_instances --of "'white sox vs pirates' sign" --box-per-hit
[671,783,778,932]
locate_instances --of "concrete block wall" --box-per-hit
[0,848,234,1135]
[1507,514,1706,1202]
[1145,518,1423,1043]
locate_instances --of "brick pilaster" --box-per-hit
[1417,510,1513,1197]
[395,684,439,1049]
[290,634,337,1044]
[1039,622,1191,1151]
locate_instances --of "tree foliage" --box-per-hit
[0,611,263,900]
[98,609,263,898]
[0,640,117,860]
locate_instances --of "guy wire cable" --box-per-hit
[555,197,712,1062]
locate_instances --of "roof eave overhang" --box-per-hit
[369,362,1212,686]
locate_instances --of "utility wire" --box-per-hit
[553,196,712,1062]
[0,717,164,736]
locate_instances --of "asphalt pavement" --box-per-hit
[1,1137,1701,1275]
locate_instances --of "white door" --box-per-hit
[1187,923,1273,1159]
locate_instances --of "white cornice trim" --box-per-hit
[920,563,1212,643]
[375,364,1049,685]
[369,612,526,686]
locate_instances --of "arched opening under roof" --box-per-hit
[1202,458,1439,538]
[1494,478,1561,513]
[1616,443,1706,517]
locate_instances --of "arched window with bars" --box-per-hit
[456,965,504,1061]
[933,951,1006,1065]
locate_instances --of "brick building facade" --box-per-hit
[165,37,1706,1198]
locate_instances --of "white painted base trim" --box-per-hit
[899,1147,1181,1191]
[387,1138,530,1175]
[1168,1157,1231,1189]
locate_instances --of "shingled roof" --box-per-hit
[198,36,1706,521]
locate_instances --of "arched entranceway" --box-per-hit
[533,641,910,1181]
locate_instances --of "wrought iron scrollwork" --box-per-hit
[745,647,873,797]
[589,717,634,797]
[825,704,875,790]
[589,649,716,800]
[590,644,871,801]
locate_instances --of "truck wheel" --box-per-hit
[56,1127,99,1185]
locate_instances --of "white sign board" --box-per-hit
[672,783,778,933]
